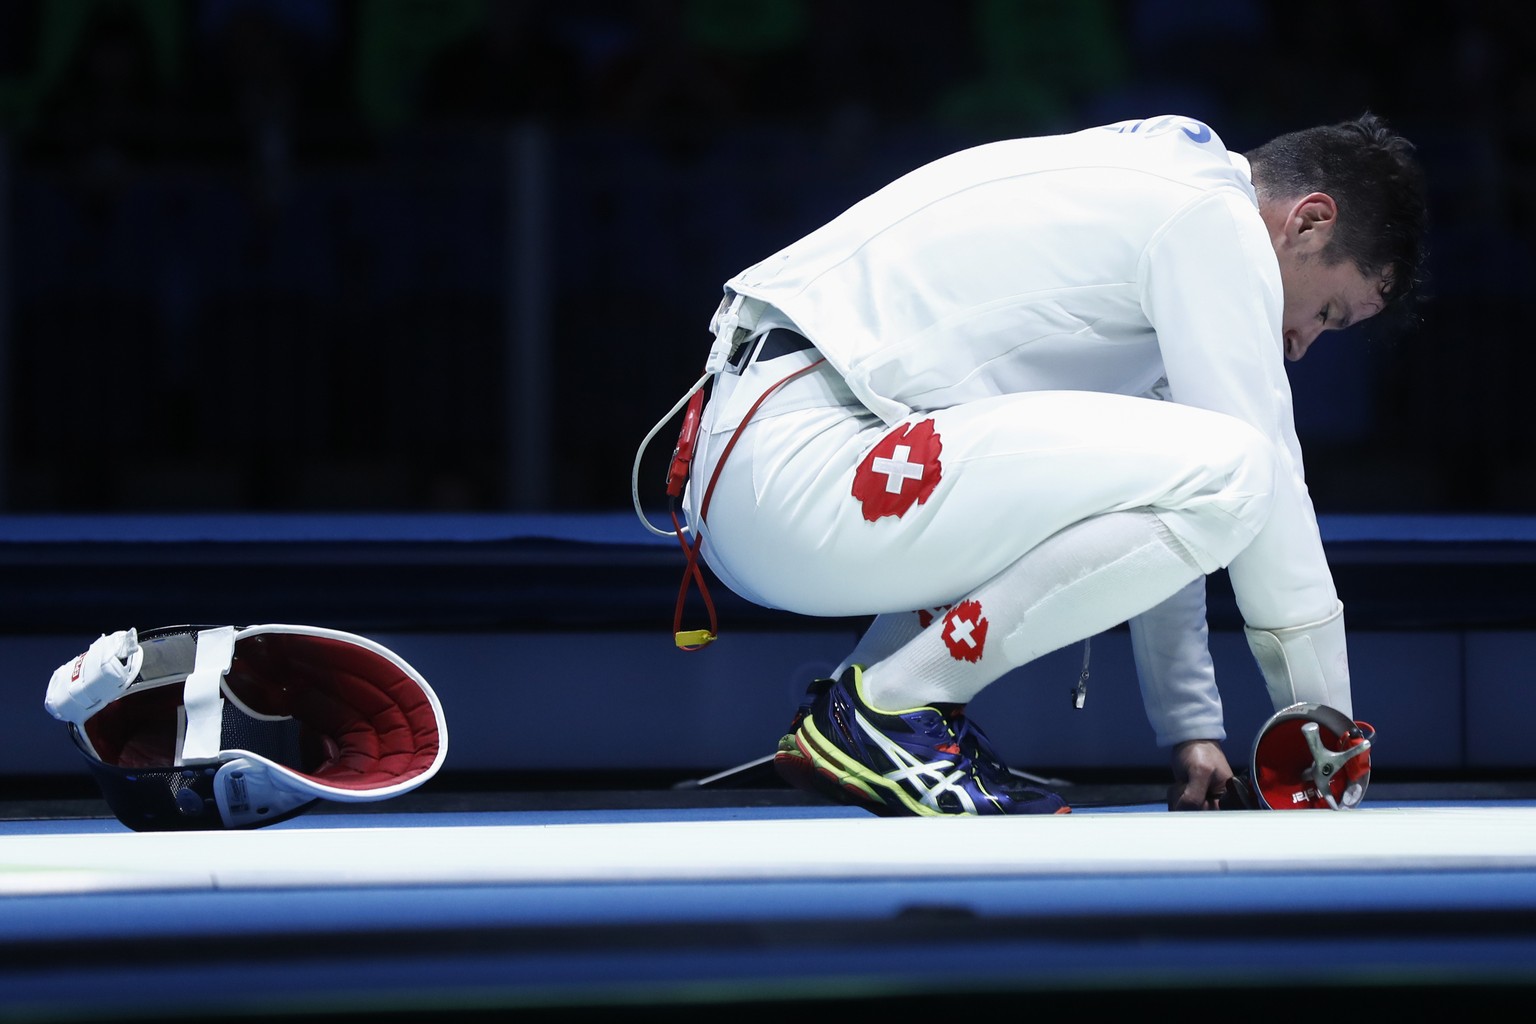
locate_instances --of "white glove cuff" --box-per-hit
[1243,602,1352,719]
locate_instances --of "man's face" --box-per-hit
[1266,191,1387,361]
[1276,251,1386,362]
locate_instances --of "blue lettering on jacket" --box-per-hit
[1106,116,1213,144]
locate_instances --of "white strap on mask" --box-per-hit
[175,626,237,764]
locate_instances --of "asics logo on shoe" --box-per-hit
[854,708,996,814]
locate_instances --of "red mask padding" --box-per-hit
[80,630,443,789]
[220,632,442,790]
[82,685,182,770]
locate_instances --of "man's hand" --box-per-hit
[1167,739,1236,811]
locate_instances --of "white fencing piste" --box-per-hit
[3,805,1535,896]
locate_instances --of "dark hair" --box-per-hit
[1245,112,1430,334]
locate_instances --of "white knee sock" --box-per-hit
[861,510,1203,710]
[833,607,949,680]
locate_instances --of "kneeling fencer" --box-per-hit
[641,112,1426,815]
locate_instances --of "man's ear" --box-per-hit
[1287,192,1338,253]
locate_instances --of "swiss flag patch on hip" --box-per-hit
[851,418,943,522]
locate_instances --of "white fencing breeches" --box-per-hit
[685,349,1278,706]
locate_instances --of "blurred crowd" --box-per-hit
[1,0,1534,513]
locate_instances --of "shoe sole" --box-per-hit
[776,721,946,817]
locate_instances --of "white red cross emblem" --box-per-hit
[851,419,943,522]
[942,599,988,663]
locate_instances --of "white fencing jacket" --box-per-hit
[721,114,1342,745]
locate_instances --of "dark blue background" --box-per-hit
[1,0,1528,515]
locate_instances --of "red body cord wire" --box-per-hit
[671,357,827,650]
